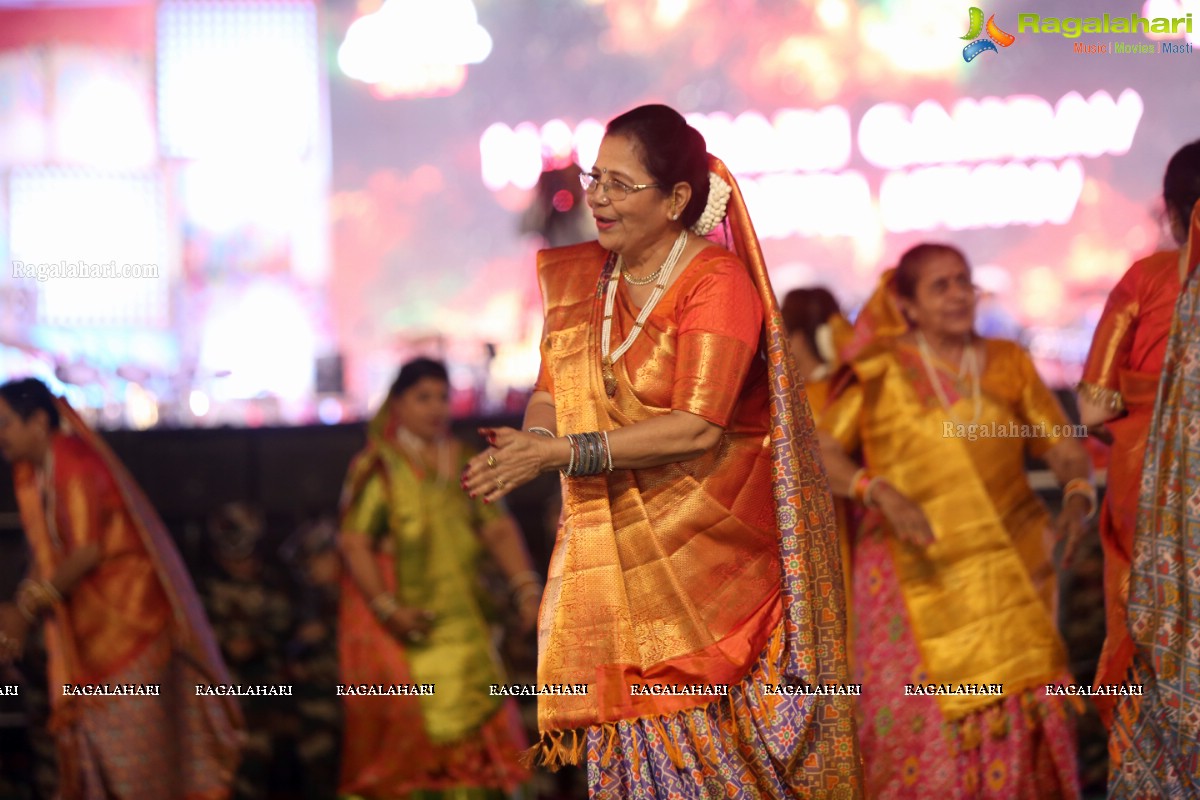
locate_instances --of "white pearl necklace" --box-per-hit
[915,331,982,425]
[600,230,689,397]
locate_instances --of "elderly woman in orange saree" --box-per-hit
[463,104,860,797]
[817,244,1093,799]
[1076,139,1200,732]
[0,378,242,800]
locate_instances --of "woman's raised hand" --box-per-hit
[462,427,556,504]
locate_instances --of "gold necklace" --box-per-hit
[915,331,982,425]
[600,230,688,397]
[622,264,663,285]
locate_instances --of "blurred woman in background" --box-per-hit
[337,357,538,800]
[818,244,1092,799]
[0,377,242,800]
[780,286,853,416]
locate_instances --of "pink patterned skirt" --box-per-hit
[853,524,1080,799]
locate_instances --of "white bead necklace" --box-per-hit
[915,331,982,425]
[600,230,689,397]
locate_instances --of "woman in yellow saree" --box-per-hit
[817,244,1093,799]
[463,104,860,797]
[0,378,243,800]
[336,357,537,800]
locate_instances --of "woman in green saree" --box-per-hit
[337,357,538,799]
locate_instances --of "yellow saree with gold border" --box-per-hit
[823,339,1069,718]
[822,338,1082,797]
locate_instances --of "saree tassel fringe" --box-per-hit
[952,687,1070,754]
[525,623,808,771]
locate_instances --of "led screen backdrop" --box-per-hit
[1,0,1198,425]
[326,0,1200,404]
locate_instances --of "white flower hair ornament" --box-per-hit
[815,322,837,365]
[689,171,732,236]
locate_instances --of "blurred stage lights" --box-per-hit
[338,0,492,98]
[480,89,1143,235]
[858,90,1144,170]
[189,389,211,418]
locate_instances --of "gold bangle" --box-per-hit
[1063,478,1098,522]
[848,468,867,500]
[1076,381,1124,414]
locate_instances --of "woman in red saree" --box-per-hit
[463,104,860,797]
[1076,139,1200,730]
[0,378,242,799]
[1104,186,1200,796]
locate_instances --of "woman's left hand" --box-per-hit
[463,427,553,504]
[1056,494,1091,570]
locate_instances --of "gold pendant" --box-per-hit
[602,357,617,397]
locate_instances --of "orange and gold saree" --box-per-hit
[529,158,860,796]
[1078,249,1188,727]
[821,338,1080,799]
[12,402,242,800]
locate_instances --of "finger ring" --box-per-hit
[487,454,498,469]
[495,478,506,491]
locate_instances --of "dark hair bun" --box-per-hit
[606,104,710,229]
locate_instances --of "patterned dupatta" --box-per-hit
[1111,200,1200,796]
[708,156,853,688]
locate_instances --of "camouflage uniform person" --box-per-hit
[279,517,342,800]
[201,504,293,800]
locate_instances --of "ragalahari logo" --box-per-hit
[962,7,1016,62]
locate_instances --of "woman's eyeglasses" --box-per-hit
[579,172,660,201]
